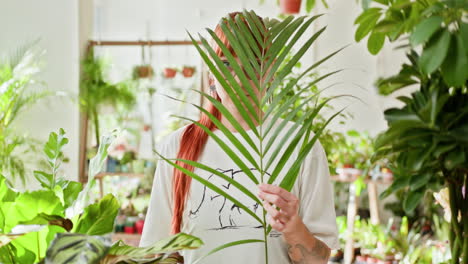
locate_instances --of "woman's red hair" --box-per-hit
[171,12,263,234]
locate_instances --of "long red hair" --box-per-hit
[171,12,263,234]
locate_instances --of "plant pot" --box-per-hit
[182,66,196,78]
[106,157,119,173]
[133,65,154,79]
[279,0,302,14]
[163,68,177,78]
[135,219,145,234]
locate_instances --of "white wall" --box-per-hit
[94,0,408,136]
[0,0,80,182]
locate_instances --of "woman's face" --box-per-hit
[210,56,266,108]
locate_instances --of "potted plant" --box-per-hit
[132,44,154,79]
[163,67,177,78]
[80,49,137,147]
[261,0,330,14]
[182,65,196,78]
[132,64,154,79]
[356,1,468,261]
[279,0,302,14]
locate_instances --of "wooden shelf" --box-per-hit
[95,172,145,180]
[331,175,393,184]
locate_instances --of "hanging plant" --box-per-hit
[279,0,302,14]
[132,64,154,79]
[163,67,177,78]
[80,50,137,147]
[182,65,196,78]
[132,44,154,80]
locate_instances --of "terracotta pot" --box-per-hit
[163,68,177,78]
[182,66,196,78]
[279,0,302,14]
[343,164,355,168]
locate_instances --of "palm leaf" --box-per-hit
[159,10,346,262]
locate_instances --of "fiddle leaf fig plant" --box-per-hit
[156,10,346,263]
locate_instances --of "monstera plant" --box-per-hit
[0,129,202,264]
[357,1,468,262]
[155,10,345,263]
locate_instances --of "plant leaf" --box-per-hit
[192,239,264,264]
[45,233,110,264]
[73,194,119,235]
[410,16,443,46]
[419,29,451,74]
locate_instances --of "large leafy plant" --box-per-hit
[0,129,202,264]
[374,54,468,262]
[355,0,467,87]
[0,43,50,185]
[156,10,345,263]
[353,1,467,262]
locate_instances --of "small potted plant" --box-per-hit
[163,67,177,78]
[182,65,196,78]
[132,64,154,79]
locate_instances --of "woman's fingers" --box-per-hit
[263,201,290,223]
[258,183,297,202]
[258,191,289,209]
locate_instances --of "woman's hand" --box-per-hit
[258,183,331,264]
[257,183,303,236]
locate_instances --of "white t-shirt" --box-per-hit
[140,118,339,263]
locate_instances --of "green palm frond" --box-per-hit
[157,10,347,263]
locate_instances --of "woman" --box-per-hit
[140,12,339,264]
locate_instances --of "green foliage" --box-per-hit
[46,232,202,264]
[275,56,350,174]
[331,130,374,170]
[0,129,202,263]
[374,49,468,262]
[350,217,433,262]
[0,42,50,185]
[157,10,345,262]
[354,0,468,88]
[80,50,137,146]
[73,194,119,236]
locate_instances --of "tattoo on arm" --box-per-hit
[287,239,330,264]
